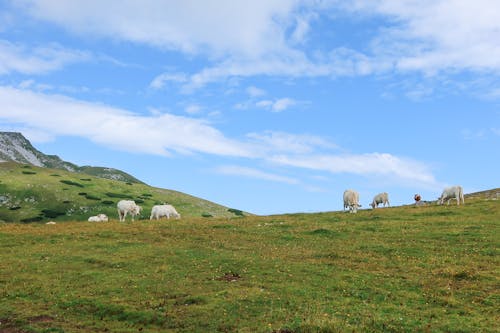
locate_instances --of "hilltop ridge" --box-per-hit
[0,132,142,183]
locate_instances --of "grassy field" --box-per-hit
[0,195,498,332]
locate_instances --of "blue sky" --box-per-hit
[0,1,499,215]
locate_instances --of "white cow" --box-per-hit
[343,189,361,213]
[150,204,181,220]
[438,186,464,205]
[370,192,390,209]
[88,213,109,222]
[117,200,142,222]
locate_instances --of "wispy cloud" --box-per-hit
[0,86,250,157]
[18,0,500,97]
[256,98,297,112]
[268,153,439,188]
[0,86,438,186]
[246,86,266,97]
[149,72,188,90]
[247,131,338,154]
[20,0,298,57]
[0,40,90,75]
[215,165,298,184]
[184,104,202,115]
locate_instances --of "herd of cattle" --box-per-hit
[343,185,464,213]
[86,185,465,221]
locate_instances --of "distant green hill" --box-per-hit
[0,162,245,222]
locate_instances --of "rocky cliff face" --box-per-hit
[0,132,77,170]
[0,132,142,183]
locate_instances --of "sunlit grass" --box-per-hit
[0,196,498,332]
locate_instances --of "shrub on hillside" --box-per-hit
[21,215,44,223]
[85,194,101,201]
[105,192,134,199]
[41,209,66,219]
[228,208,244,216]
[60,180,84,188]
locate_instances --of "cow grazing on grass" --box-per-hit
[370,192,390,209]
[343,189,361,213]
[117,200,142,222]
[88,213,108,222]
[150,204,180,220]
[438,186,464,205]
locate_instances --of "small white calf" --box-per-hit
[117,200,142,222]
[88,213,108,222]
[438,186,464,205]
[370,192,390,209]
[150,204,181,220]
[343,189,361,213]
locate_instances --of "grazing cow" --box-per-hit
[370,192,390,209]
[343,189,361,213]
[150,204,181,220]
[438,186,465,205]
[88,213,108,222]
[117,200,142,222]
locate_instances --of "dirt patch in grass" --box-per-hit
[216,272,242,282]
[28,315,54,323]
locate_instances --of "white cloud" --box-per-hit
[0,86,250,157]
[256,97,297,112]
[345,0,500,74]
[247,131,338,154]
[185,104,202,115]
[0,86,438,186]
[269,153,439,187]
[0,40,90,75]
[21,0,299,58]
[16,0,500,92]
[149,72,188,90]
[215,165,298,184]
[246,86,266,97]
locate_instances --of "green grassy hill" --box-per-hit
[0,162,244,221]
[0,195,498,332]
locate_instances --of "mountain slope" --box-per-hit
[0,162,243,222]
[0,132,142,183]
